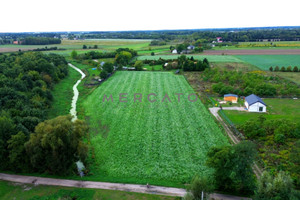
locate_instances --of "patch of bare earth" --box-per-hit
[0,48,35,53]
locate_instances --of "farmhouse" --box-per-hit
[245,94,267,112]
[187,45,195,50]
[172,49,178,54]
[224,94,238,103]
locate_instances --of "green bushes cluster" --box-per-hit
[203,68,300,97]
[238,117,300,187]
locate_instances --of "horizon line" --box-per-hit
[1,25,300,34]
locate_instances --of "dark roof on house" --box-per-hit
[245,94,266,106]
[224,94,238,97]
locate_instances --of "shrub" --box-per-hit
[274,66,280,72]
[293,66,298,72]
[274,133,285,144]
[100,70,108,79]
[280,66,286,72]
[269,66,273,72]
[287,66,292,72]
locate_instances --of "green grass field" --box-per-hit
[82,71,228,187]
[138,55,244,62]
[235,55,300,71]
[47,66,80,119]
[223,98,300,125]
[0,181,177,200]
[274,72,300,85]
[143,64,163,71]
[1,39,170,56]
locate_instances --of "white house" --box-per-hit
[245,94,267,112]
[187,45,195,50]
[172,49,178,54]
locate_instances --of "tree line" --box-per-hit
[270,66,299,72]
[77,28,300,42]
[20,37,61,45]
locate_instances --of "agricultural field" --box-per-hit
[223,98,300,125]
[0,181,177,200]
[138,55,243,62]
[82,71,228,186]
[235,55,300,71]
[0,39,170,56]
[207,41,300,51]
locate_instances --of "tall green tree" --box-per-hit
[134,60,143,71]
[0,115,16,169]
[8,131,28,171]
[115,51,132,66]
[71,50,78,59]
[102,62,114,73]
[206,141,257,194]
[25,116,88,175]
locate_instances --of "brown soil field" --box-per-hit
[203,49,300,55]
[0,47,35,53]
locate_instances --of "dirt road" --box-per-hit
[209,107,263,177]
[0,173,253,199]
[0,173,185,197]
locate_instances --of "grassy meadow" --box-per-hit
[274,72,300,85]
[82,71,228,186]
[235,55,300,70]
[47,65,81,118]
[223,98,300,125]
[0,181,177,200]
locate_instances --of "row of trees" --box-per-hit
[72,50,116,60]
[20,37,61,45]
[81,28,300,42]
[270,66,299,72]
[203,68,300,97]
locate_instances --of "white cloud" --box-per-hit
[0,0,299,32]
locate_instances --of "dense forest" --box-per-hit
[20,37,61,45]
[0,52,72,171]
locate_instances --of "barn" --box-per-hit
[245,94,267,112]
[224,94,238,103]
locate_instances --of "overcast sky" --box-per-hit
[1,0,299,32]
